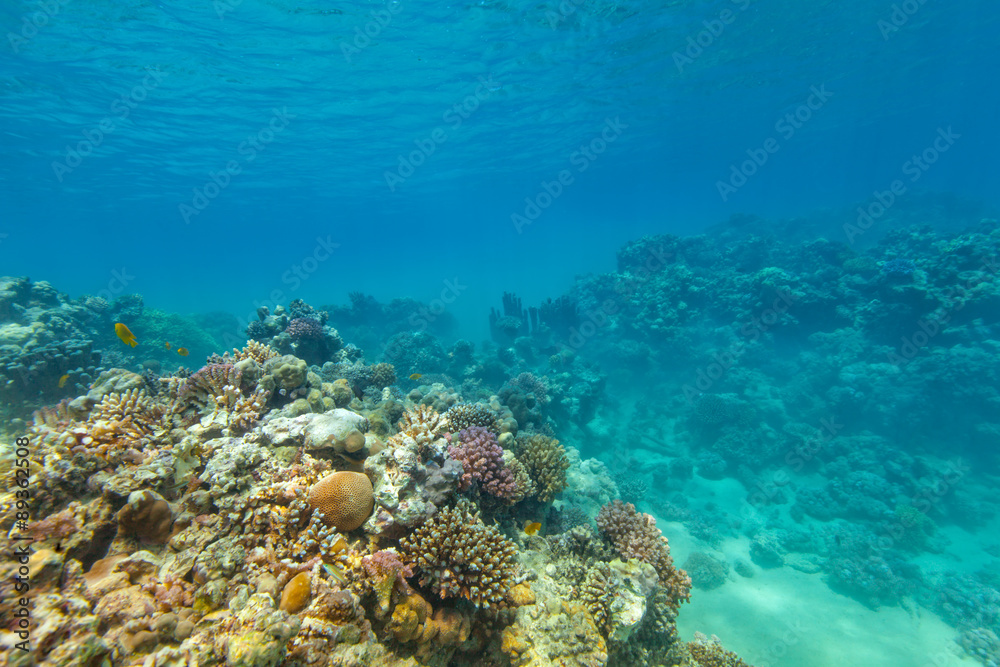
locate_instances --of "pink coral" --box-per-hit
[596,500,692,609]
[448,426,517,501]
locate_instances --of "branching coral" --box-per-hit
[516,434,570,503]
[445,403,503,435]
[596,500,691,609]
[227,340,279,365]
[86,388,169,458]
[387,406,449,455]
[448,426,517,501]
[176,363,269,431]
[399,500,518,609]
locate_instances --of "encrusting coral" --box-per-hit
[597,500,692,610]
[399,499,519,609]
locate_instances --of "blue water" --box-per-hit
[3,0,997,341]
[3,2,1000,664]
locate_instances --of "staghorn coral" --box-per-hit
[516,434,570,503]
[445,402,503,435]
[448,426,517,501]
[399,500,518,609]
[596,500,691,610]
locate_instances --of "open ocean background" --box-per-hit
[3,1,1000,665]
[1,0,997,339]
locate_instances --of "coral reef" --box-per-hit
[596,500,692,609]
[516,434,570,503]
[448,426,518,501]
[399,500,518,608]
[308,471,375,531]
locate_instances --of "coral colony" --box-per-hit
[2,217,1000,666]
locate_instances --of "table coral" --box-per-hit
[399,499,518,609]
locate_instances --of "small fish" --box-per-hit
[58,374,70,388]
[165,342,171,350]
[177,347,189,357]
[114,322,138,347]
[523,521,542,536]
[409,373,423,381]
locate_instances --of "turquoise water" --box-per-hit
[3,1,1000,665]
[3,0,996,327]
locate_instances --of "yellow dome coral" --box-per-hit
[307,471,374,531]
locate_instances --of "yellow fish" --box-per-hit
[523,521,542,536]
[114,322,137,347]
[165,342,172,350]
[58,374,70,388]
[409,373,423,381]
[177,347,189,357]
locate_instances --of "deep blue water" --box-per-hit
[2,0,998,341]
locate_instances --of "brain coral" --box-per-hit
[596,500,691,609]
[515,434,570,503]
[308,471,374,531]
[399,500,518,609]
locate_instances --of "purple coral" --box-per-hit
[448,426,517,500]
[285,317,324,341]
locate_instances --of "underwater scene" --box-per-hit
[2,0,1000,666]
